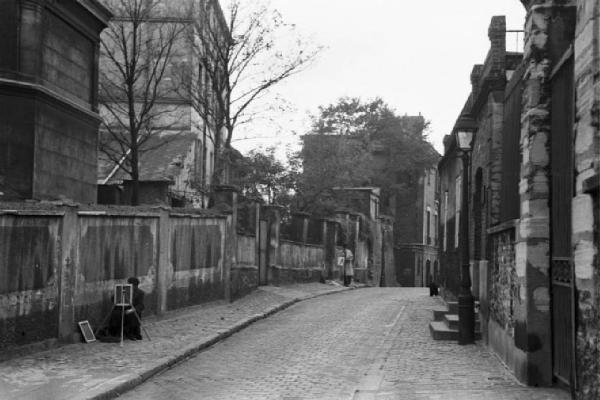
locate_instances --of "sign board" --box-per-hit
[337,256,345,266]
[114,284,133,306]
[78,320,96,343]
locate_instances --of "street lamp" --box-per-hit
[454,113,477,345]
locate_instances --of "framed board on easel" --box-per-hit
[114,284,132,306]
[78,320,96,343]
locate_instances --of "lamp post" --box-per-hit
[454,114,476,345]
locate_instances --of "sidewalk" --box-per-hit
[0,282,356,400]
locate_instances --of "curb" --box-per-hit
[90,285,362,400]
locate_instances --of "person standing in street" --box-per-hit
[343,243,354,287]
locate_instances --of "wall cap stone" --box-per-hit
[488,219,520,235]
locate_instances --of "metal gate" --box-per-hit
[550,50,576,388]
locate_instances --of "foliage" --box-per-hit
[180,0,322,185]
[99,0,186,205]
[230,147,296,205]
[293,97,439,214]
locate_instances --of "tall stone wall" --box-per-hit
[516,0,577,386]
[573,0,600,397]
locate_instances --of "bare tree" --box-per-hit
[181,0,321,184]
[99,0,186,205]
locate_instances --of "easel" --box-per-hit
[96,284,151,345]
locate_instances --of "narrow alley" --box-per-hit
[121,288,568,400]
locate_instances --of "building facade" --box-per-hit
[395,167,440,288]
[438,3,600,397]
[97,0,227,207]
[0,0,111,203]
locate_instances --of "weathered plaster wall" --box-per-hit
[0,214,61,350]
[271,241,324,284]
[233,233,258,299]
[573,0,600,397]
[167,215,225,309]
[0,205,229,351]
[74,214,159,330]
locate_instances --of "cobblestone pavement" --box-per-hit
[0,283,350,400]
[121,288,570,400]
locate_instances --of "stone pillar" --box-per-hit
[572,0,600,396]
[262,205,284,282]
[515,0,576,386]
[349,212,361,253]
[378,215,395,287]
[291,211,310,243]
[58,205,79,342]
[322,218,338,280]
[251,199,262,274]
[155,207,171,315]
[213,185,238,302]
[335,210,351,280]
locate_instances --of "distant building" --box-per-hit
[0,0,111,203]
[301,115,440,286]
[96,0,228,208]
[395,166,440,288]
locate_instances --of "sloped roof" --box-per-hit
[98,132,196,185]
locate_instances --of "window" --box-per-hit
[434,213,438,245]
[426,209,431,244]
[194,139,203,184]
[443,191,448,251]
[455,175,462,248]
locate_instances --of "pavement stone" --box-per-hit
[120,288,571,400]
[0,282,352,400]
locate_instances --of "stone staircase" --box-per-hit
[429,300,481,341]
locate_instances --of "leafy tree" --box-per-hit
[231,147,296,205]
[295,97,438,215]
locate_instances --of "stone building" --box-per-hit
[437,16,523,299]
[97,0,227,208]
[395,166,440,288]
[437,3,600,397]
[0,0,111,203]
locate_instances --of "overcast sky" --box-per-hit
[230,1,526,156]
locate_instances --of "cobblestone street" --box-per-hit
[121,288,569,400]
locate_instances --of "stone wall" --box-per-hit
[572,0,600,397]
[515,0,577,386]
[489,223,519,339]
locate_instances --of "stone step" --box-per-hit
[429,320,482,341]
[432,308,448,321]
[445,300,480,315]
[443,314,480,330]
[446,301,458,314]
[429,321,458,340]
